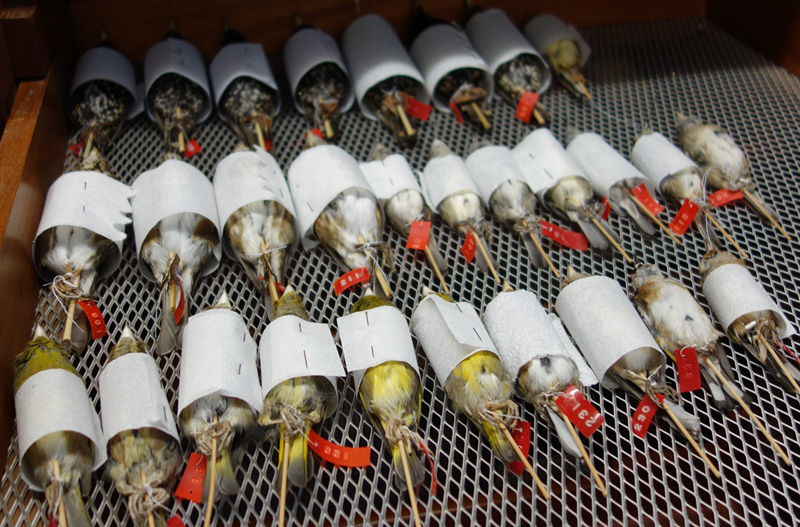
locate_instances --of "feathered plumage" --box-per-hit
[543,38,590,100]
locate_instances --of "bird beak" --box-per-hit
[421,285,435,298]
[120,324,135,341]
[33,325,47,339]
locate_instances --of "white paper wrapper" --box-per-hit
[15,369,107,490]
[259,315,345,404]
[70,47,137,110]
[129,81,146,119]
[465,145,530,203]
[282,27,354,114]
[523,14,591,65]
[342,15,428,120]
[287,145,376,248]
[566,132,654,197]
[484,290,597,386]
[359,154,421,202]
[209,42,282,116]
[143,37,212,122]
[465,9,552,94]
[213,149,299,259]
[420,153,481,211]
[555,276,664,388]
[410,295,497,385]
[702,263,796,339]
[512,128,585,196]
[34,171,134,280]
[409,24,494,112]
[338,306,419,389]
[630,132,697,192]
[178,309,262,415]
[131,159,221,280]
[99,353,179,443]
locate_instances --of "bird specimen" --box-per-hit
[364,77,424,148]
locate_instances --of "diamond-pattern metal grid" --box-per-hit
[3,17,800,527]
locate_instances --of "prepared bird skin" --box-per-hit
[543,38,589,100]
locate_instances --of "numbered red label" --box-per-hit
[708,188,744,208]
[599,197,611,221]
[166,517,186,527]
[631,394,664,438]
[77,300,107,339]
[307,429,371,467]
[174,284,186,325]
[515,91,539,123]
[540,221,590,251]
[263,138,272,152]
[311,128,324,138]
[631,184,665,215]
[675,347,702,392]
[406,97,432,121]
[406,221,432,250]
[184,139,202,158]
[69,142,83,156]
[174,452,207,503]
[508,420,531,476]
[333,267,371,295]
[669,199,700,235]
[461,230,477,263]
[449,100,464,124]
[554,385,605,438]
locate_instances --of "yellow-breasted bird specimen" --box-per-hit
[14,326,93,527]
[260,285,336,487]
[350,288,424,492]
[106,325,182,526]
[179,293,257,499]
[543,35,590,100]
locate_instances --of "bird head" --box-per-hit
[421,285,453,303]
[675,112,702,135]
[698,249,742,279]
[428,139,453,161]
[274,285,311,320]
[562,265,591,289]
[630,264,663,292]
[108,324,147,361]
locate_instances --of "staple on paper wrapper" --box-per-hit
[630,132,697,191]
[214,149,299,259]
[566,132,653,197]
[484,290,597,386]
[342,15,429,120]
[282,27,354,114]
[513,129,584,196]
[523,14,592,65]
[702,263,796,339]
[99,353,179,443]
[209,42,281,115]
[465,8,552,94]
[338,306,419,389]
[409,24,494,112]
[555,276,664,388]
[359,154,421,202]
[178,309,262,416]
[420,154,481,211]
[287,145,377,248]
[260,315,345,406]
[144,38,212,122]
[71,47,137,113]
[410,295,497,385]
[131,159,221,279]
[15,369,107,490]
[465,145,530,203]
[34,171,134,281]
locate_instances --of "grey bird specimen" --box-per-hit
[631,264,748,411]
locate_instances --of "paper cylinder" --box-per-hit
[566,132,654,197]
[465,144,530,203]
[209,42,282,117]
[144,37,212,123]
[512,128,585,196]
[630,132,698,192]
[420,153,481,211]
[359,154,421,202]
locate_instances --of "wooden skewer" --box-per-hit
[626,191,682,245]
[520,219,560,278]
[472,233,501,283]
[254,120,266,150]
[397,105,416,137]
[703,358,791,465]
[704,210,749,260]
[423,246,449,294]
[469,102,491,131]
[399,442,422,527]
[555,408,608,496]
[141,472,156,527]
[278,435,290,527]
[176,107,185,154]
[168,251,177,313]
[741,188,792,240]
[84,132,94,156]
[357,235,393,299]
[62,266,82,344]
[499,425,550,499]
[660,401,721,478]
[759,334,800,395]
[324,118,335,139]
[203,416,219,527]
[533,107,545,126]
[52,460,68,527]
[591,218,633,263]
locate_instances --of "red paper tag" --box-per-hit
[333,267,371,295]
[48,513,57,527]
[406,221,431,250]
[708,188,744,208]
[417,438,438,495]
[515,91,539,123]
[508,421,532,475]
[307,428,371,467]
[631,394,664,438]
[460,230,476,263]
[675,347,702,393]
[68,142,83,156]
[184,139,202,158]
[173,284,186,325]
[599,197,611,221]
[669,199,700,235]
[405,97,432,121]
[554,385,605,438]
[166,517,186,527]
[311,128,324,138]
[264,138,272,151]
[77,300,107,340]
[631,184,665,215]
[174,452,207,503]
[540,221,590,251]
[449,100,464,124]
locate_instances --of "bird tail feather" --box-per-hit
[481,420,516,464]
[63,485,91,527]
[391,442,424,492]
[156,278,188,355]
